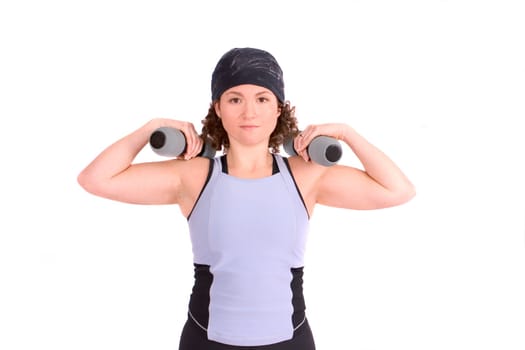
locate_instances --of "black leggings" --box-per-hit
[178,316,316,350]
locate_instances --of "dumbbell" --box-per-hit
[283,135,342,167]
[149,127,216,159]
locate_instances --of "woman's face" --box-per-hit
[215,84,281,148]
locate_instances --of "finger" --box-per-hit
[184,126,196,157]
[181,124,199,159]
[295,131,308,150]
[300,148,309,162]
[294,134,308,162]
[298,131,312,151]
[191,133,204,158]
[190,125,204,157]
[301,125,318,143]
[187,136,201,159]
[192,137,204,158]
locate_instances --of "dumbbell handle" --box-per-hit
[284,135,342,166]
[149,127,216,159]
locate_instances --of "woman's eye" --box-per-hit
[229,98,241,104]
[258,97,269,103]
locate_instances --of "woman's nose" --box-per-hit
[242,101,257,119]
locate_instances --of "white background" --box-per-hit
[1,1,524,349]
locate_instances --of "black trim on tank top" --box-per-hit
[290,266,307,328]
[187,158,214,221]
[188,264,213,329]
[220,154,227,173]
[272,154,279,174]
[282,157,309,218]
[220,154,279,175]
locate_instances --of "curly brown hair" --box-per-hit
[200,101,299,154]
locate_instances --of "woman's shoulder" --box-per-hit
[282,155,329,216]
[172,156,216,216]
[177,156,215,180]
[285,154,327,177]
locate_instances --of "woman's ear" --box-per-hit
[214,101,221,118]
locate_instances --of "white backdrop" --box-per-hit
[1,1,524,349]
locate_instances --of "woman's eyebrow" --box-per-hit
[224,90,272,97]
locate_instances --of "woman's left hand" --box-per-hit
[293,123,346,162]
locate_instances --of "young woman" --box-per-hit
[78,47,415,349]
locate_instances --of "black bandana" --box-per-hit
[211,47,285,103]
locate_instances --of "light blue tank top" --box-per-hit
[187,154,310,346]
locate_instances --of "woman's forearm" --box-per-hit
[341,125,415,196]
[77,120,158,187]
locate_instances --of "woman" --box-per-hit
[78,47,415,349]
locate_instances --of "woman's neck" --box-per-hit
[225,146,274,178]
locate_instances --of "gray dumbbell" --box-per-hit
[149,127,216,159]
[284,135,342,166]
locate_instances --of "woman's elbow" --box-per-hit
[77,170,104,197]
[395,184,416,205]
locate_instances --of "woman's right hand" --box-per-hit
[150,118,204,160]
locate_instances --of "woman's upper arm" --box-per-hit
[79,159,184,205]
[316,164,413,210]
